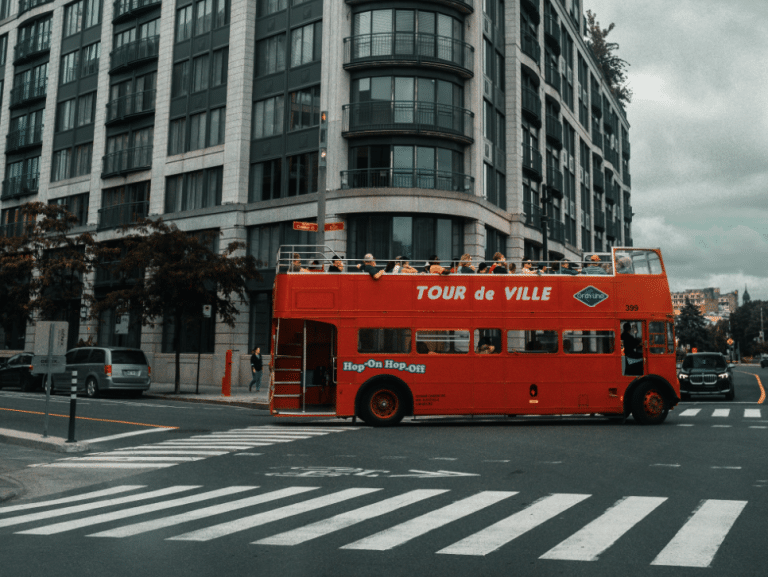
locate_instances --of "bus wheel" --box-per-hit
[631,382,669,425]
[360,385,405,427]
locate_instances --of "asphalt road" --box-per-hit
[0,366,765,577]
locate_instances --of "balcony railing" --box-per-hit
[592,169,604,192]
[102,145,153,177]
[545,114,562,145]
[97,200,149,231]
[106,89,156,124]
[606,218,619,240]
[342,101,474,143]
[522,144,543,179]
[521,33,540,63]
[113,0,161,23]
[344,33,474,77]
[548,220,565,243]
[6,125,44,153]
[521,86,541,122]
[340,168,474,194]
[0,220,32,238]
[1,173,40,200]
[110,36,160,73]
[591,87,602,114]
[593,207,606,231]
[622,138,630,159]
[10,80,47,108]
[546,164,563,198]
[623,171,631,187]
[523,200,541,229]
[544,14,560,51]
[623,203,633,221]
[521,0,540,20]
[604,181,617,205]
[591,119,602,148]
[344,0,473,14]
[14,32,52,63]
[545,60,560,92]
[19,0,52,15]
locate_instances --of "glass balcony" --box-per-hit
[544,14,560,52]
[591,118,602,148]
[110,36,160,74]
[606,219,618,240]
[523,200,541,229]
[340,168,474,194]
[14,32,51,64]
[545,114,562,146]
[592,170,604,192]
[623,171,631,187]
[342,101,474,144]
[344,0,473,14]
[593,207,606,231]
[548,220,565,243]
[97,200,149,231]
[546,164,563,198]
[6,125,44,153]
[545,61,560,92]
[521,0,540,21]
[102,145,153,177]
[344,33,474,78]
[1,173,39,200]
[623,203,633,221]
[521,86,541,123]
[521,33,540,63]
[622,138,630,159]
[10,80,47,108]
[106,89,156,125]
[113,0,161,23]
[591,87,602,115]
[522,144,542,180]
[19,0,52,16]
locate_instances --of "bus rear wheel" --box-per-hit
[631,382,669,425]
[360,385,405,427]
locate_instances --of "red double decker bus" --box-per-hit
[269,247,679,426]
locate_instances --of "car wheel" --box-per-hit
[85,378,99,399]
[725,388,735,401]
[358,383,406,427]
[20,373,33,392]
[631,381,669,425]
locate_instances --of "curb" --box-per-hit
[143,393,269,410]
[0,429,91,454]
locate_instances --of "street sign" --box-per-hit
[115,314,129,335]
[202,304,212,318]
[324,222,344,232]
[293,221,318,232]
[31,355,67,374]
[692,347,698,353]
[34,322,69,356]
[727,338,734,346]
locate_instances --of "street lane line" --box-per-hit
[679,409,701,417]
[341,491,517,551]
[651,499,747,567]
[437,493,591,556]
[86,429,173,444]
[18,487,255,535]
[0,486,144,515]
[749,426,768,429]
[0,407,178,428]
[89,487,318,538]
[540,496,667,561]
[744,409,761,418]
[168,488,381,542]
[0,486,198,528]
[255,489,448,546]
[712,409,730,418]
[712,425,731,428]
[677,424,694,427]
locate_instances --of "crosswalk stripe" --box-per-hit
[190,434,314,439]
[89,487,319,538]
[35,462,177,469]
[248,428,349,433]
[712,409,730,418]
[0,486,144,515]
[17,487,256,535]
[539,496,667,561]
[0,486,199,529]
[254,489,448,546]
[651,499,747,567]
[168,488,381,542]
[679,409,701,417]
[108,451,229,456]
[437,493,591,556]
[180,438,306,444]
[154,444,271,449]
[341,491,517,551]
[744,409,761,418]
[65,456,206,463]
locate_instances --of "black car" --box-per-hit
[761,354,768,369]
[0,353,44,391]
[678,352,734,400]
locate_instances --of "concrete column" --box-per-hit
[463,219,485,264]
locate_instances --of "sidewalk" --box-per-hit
[144,382,270,409]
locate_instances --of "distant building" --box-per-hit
[672,287,737,317]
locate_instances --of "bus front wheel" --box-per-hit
[359,385,405,427]
[631,382,669,425]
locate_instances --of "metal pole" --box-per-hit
[43,327,54,438]
[67,371,77,443]
[195,328,202,394]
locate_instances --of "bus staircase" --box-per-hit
[270,319,336,416]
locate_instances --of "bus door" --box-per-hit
[472,328,506,412]
[272,319,336,413]
[506,329,561,413]
[646,320,675,376]
[620,320,645,377]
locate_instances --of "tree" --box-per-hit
[729,300,765,357]
[675,298,709,351]
[584,10,633,107]
[90,218,260,393]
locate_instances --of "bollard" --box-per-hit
[221,349,232,397]
[66,371,77,443]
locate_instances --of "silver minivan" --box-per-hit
[53,347,151,397]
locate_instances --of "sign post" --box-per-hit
[33,321,69,438]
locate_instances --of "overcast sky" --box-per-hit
[585,0,768,303]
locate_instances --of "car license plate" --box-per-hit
[124,370,138,376]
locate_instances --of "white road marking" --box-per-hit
[677,424,694,427]
[483,460,510,463]
[712,425,732,428]
[255,489,449,546]
[540,496,667,561]
[341,491,516,551]
[430,458,458,461]
[749,426,768,429]
[711,466,741,470]
[33,462,177,469]
[437,493,591,556]
[0,486,198,529]
[109,450,228,456]
[168,488,381,542]
[744,409,761,418]
[0,486,144,515]
[651,499,747,567]
[650,464,680,468]
[18,487,255,535]
[65,456,206,463]
[679,409,701,417]
[85,429,173,444]
[234,453,264,456]
[712,409,730,418]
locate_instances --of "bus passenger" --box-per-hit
[521,260,535,274]
[508,262,517,274]
[328,255,344,273]
[616,255,633,274]
[584,254,608,274]
[450,257,459,274]
[621,323,642,358]
[356,254,384,280]
[384,260,397,273]
[477,262,488,274]
[428,255,450,275]
[459,253,475,273]
[289,254,309,272]
[489,252,507,273]
[560,258,579,275]
[399,258,418,274]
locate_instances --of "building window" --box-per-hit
[81,42,100,76]
[257,0,285,17]
[288,85,319,131]
[49,192,89,226]
[57,100,76,131]
[63,1,83,37]
[172,61,189,97]
[0,35,7,66]
[56,92,95,132]
[60,51,79,85]
[286,152,318,196]
[165,166,223,213]
[290,21,322,67]
[247,220,319,269]
[168,118,186,155]
[485,225,507,261]
[252,96,283,139]
[257,34,286,76]
[195,0,213,34]
[192,53,210,92]
[249,159,282,202]
[52,145,92,182]
[212,48,228,86]
[168,107,226,154]
[176,5,193,41]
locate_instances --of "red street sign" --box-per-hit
[324,222,345,232]
[293,221,318,232]
[692,347,698,353]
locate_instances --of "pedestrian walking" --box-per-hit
[249,347,263,392]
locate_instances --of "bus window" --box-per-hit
[474,329,501,354]
[416,330,470,354]
[358,329,411,354]
[564,330,615,354]
[666,322,675,354]
[615,250,663,275]
[648,322,667,354]
[507,330,558,353]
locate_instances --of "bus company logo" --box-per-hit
[573,286,609,307]
[343,359,426,374]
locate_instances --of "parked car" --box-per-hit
[0,353,44,391]
[52,347,151,398]
[761,354,768,369]
[678,352,734,400]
